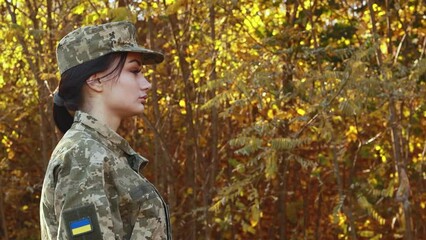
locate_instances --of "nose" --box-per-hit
[140,75,152,91]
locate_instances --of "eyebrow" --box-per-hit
[128,59,142,66]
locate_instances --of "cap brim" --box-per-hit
[118,46,164,65]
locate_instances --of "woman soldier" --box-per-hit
[40,21,172,240]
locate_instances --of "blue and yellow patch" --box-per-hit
[69,217,93,236]
[63,204,102,239]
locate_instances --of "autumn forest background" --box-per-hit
[1,0,426,239]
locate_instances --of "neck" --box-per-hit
[91,110,121,132]
[81,86,122,131]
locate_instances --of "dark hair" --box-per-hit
[53,52,128,134]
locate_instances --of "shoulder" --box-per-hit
[50,128,114,168]
[56,127,111,154]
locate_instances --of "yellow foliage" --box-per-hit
[345,125,358,142]
[364,219,371,227]
[380,42,387,54]
[166,0,187,15]
[250,205,260,227]
[333,211,347,226]
[267,109,274,119]
[264,151,277,179]
[110,7,136,22]
[242,221,256,234]
[72,5,85,15]
[179,99,186,114]
[296,108,306,116]
[374,145,387,163]
[360,230,374,238]
[1,0,426,238]
[8,149,15,160]
[209,199,223,213]
[1,135,12,148]
[368,177,378,186]
[11,169,22,177]
[373,3,381,12]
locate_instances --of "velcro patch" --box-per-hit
[62,204,103,239]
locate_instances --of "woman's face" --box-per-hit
[101,52,152,119]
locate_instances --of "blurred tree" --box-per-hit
[0,0,425,239]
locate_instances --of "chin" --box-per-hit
[120,109,143,118]
[132,107,145,115]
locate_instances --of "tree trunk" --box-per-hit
[315,185,323,240]
[0,178,9,240]
[278,155,288,240]
[332,143,357,240]
[367,0,414,236]
[367,0,383,66]
[5,0,54,170]
[303,177,311,239]
[203,3,219,239]
[389,99,413,240]
[166,3,199,238]
[147,3,165,193]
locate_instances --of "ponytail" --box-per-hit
[53,102,74,134]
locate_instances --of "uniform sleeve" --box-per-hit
[40,163,61,239]
[54,143,120,239]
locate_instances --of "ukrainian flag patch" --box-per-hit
[63,204,102,239]
[70,217,93,236]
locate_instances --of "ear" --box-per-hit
[86,75,103,92]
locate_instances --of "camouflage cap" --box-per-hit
[56,21,164,74]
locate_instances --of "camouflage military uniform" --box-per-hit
[40,111,172,239]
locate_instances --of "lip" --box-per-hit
[138,96,147,103]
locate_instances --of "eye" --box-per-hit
[131,69,141,75]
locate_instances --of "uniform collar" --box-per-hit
[73,111,148,170]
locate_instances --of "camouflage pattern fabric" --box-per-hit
[56,21,164,74]
[40,111,172,239]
